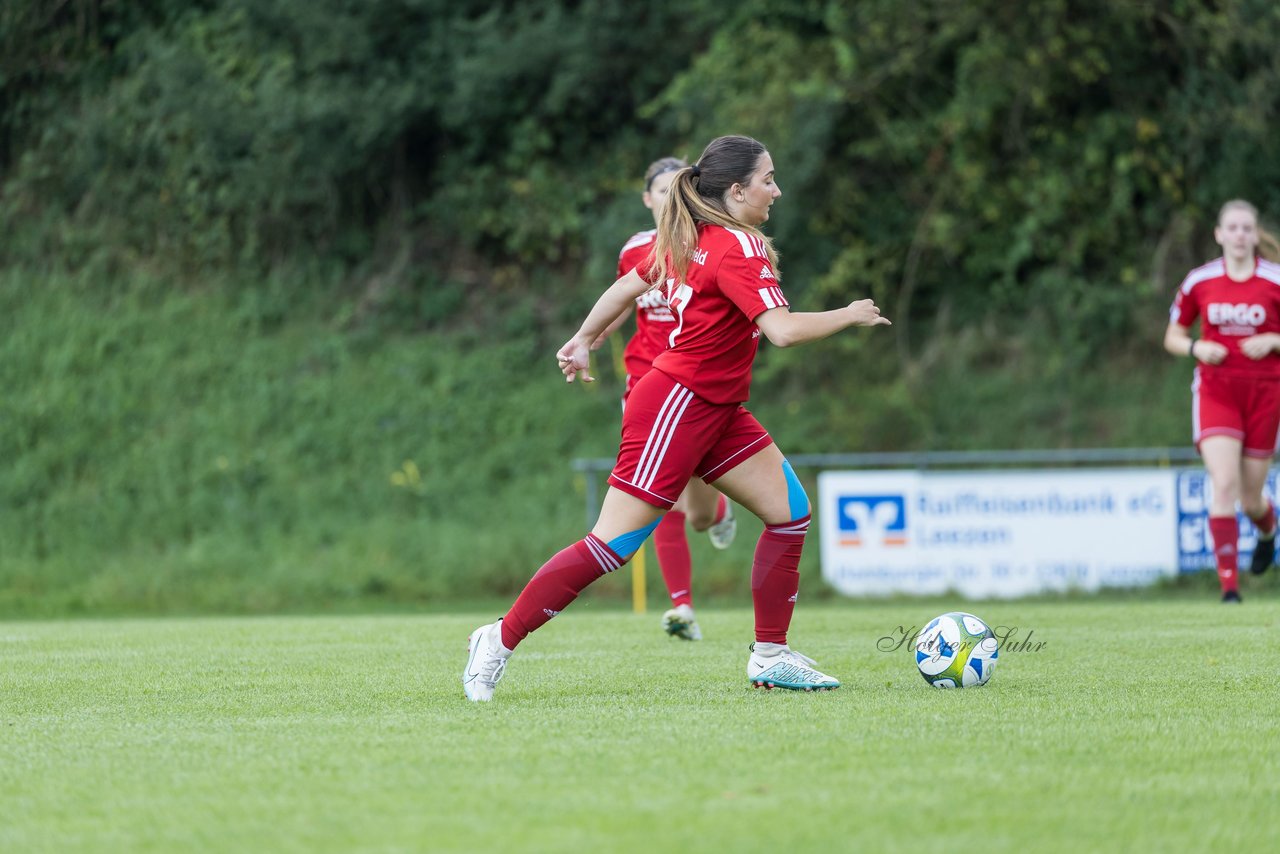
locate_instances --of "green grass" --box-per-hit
[3,597,1278,852]
[0,267,1202,617]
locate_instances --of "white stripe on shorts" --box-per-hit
[1191,367,1201,442]
[639,390,693,491]
[635,384,694,491]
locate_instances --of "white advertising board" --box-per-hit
[818,468,1179,598]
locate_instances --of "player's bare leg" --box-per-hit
[682,476,736,549]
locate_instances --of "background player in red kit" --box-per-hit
[1165,199,1280,602]
[464,135,890,701]
[595,156,738,642]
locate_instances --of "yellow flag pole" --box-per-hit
[632,543,647,614]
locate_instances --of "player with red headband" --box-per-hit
[594,156,738,642]
[1165,199,1280,602]
[464,135,890,701]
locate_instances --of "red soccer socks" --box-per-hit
[501,534,623,649]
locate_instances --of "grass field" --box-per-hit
[3,597,1278,853]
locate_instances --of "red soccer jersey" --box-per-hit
[648,224,788,404]
[616,229,675,379]
[1170,258,1280,378]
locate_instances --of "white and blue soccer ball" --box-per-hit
[914,612,999,688]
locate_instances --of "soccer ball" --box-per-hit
[914,612,999,688]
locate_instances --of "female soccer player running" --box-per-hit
[596,156,739,642]
[464,135,890,700]
[1165,200,1280,602]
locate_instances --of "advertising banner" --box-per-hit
[818,468,1180,598]
[1174,469,1278,573]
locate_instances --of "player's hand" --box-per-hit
[556,337,595,383]
[1194,339,1230,364]
[847,299,892,327]
[1240,333,1280,360]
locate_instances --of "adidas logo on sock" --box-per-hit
[543,608,561,618]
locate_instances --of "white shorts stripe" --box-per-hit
[608,476,679,505]
[636,386,694,490]
[1191,367,1201,441]
[698,433,772,481]
[638,389,694,491]
[633,384,689,486]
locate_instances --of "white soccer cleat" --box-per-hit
[706,500,737,550]
[463,619,513,702]
[661,603,703,641]
[746,642,840,691]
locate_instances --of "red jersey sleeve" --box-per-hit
[1170,278,1201,328]
[716,239,787,321]
[616,231,657,281]
[633,251,660,285]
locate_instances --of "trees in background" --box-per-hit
[5,1,1280,340]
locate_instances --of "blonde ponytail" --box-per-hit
[1258,226,1280,263]
[648,136,780,289]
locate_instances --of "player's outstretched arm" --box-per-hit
[755,299,891,349]
[591,305,635,350]
[557,268,652,383]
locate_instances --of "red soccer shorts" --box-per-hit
[609,370,773,508]
[1193,370,1280,458]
